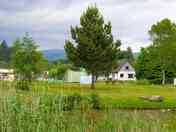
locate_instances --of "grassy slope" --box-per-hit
[32,81,176,109]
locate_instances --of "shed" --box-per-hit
[63,69,88,83]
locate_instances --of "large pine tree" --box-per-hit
[65,6,121,89]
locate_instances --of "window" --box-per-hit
[128,74,134,78]
[120,74,124,78]
[125,66,129,70]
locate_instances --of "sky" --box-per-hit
[0,0,176,52]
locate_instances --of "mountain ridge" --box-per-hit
[41,49,140,61]
[41,49,65,61]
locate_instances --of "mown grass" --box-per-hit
[1,80,176,109]
[33,81,176,109]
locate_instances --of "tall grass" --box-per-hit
[0,92,175,131]
[0,81,176,131]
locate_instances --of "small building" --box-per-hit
[0,69,14,81]
[63,69,88,83]
[112,60,136,81]
[174,78,176,86]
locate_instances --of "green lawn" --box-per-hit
[31,81,176,109]
[1,81,176,109]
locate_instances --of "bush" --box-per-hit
[88,93,102,110]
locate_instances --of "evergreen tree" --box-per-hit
[116,47,134,62]
[65,6,120,89]
[0,40,11,63]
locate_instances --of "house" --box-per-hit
[63,69,88,83]
[111,60,136,81]
[0,69,14,81]
[63,60,136,83]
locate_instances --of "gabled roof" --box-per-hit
[113,59,133,73]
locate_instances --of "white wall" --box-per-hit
[113,62,136,81]
[0,69,14,81]
[116,71,136,81]
[174,78,176,85]
[95,62,137,81]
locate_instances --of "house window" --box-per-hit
[128,74,134,78]
[125,66,129,70]
[120,74,124,78]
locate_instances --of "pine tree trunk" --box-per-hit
[91,74,95,89]
[162,70,165,85]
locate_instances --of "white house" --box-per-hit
[63,60,136,83]
[111,60,136,81]
[0,69,14,81]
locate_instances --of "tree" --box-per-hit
[136,18,176,84]
[149,18,176,84]
[49,61,72,80]
[65,6,120,89]
[11,33,48,90]
[0,40,11,67]
[116,46,134,62]
[135,46,163,84]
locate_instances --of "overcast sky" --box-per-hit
[0,0,176,52]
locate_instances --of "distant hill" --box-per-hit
[41,49,65,61]
[41,49,140,62]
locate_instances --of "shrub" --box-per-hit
[88,93,102,110]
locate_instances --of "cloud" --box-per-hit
[0,0,176,52]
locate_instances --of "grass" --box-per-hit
[0,81,176,131]
[33,81,176,109]
[0,94,176,131]
[1,80,176,109]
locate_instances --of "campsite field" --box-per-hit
[0,81,176,131]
